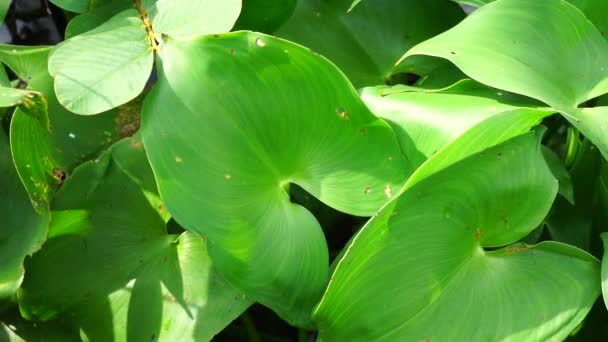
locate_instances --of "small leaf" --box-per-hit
[146,0,242,38]
[49,9,153,115]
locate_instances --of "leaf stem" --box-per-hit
[134,0,158,52]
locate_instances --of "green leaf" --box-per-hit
[400,0,608,157]
[0,0,10,24]
[453,0,608,40]
[64,0,132,39]
[146,0,242,38]
[233,0,297,34]
[18,140,251,341]
[275,0,465,87]
[0,87,38,108]
[2,45,120,213]
[361,80,548,170]
[142,32,410,325]
[546,140,602,250]
[0,129,49,301]
[49,9,153,115]
[0,307,79,342]
[315,133,600,341]
[50,0,89,13]
[601,233,608,310]
[541,146,574,204]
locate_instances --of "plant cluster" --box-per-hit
[1,0,608,341]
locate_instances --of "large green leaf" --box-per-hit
[400,0,608,157]
[361,80,548,170]
[145,0,242,38]
[233,0,297,34]
[18,138,251,341]
[0,129,48,301]
[453,0,608,38]
[142,32,410,325]
[49,9,153,115]
[275,0,465,87]
[314,133,600,341]
[1,45,119,213]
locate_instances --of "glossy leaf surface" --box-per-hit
[49,9,153,115]
[18,138,251,341]
[0,129,48,301]
[142,32,409,325]
[400,0,608,157]
[146,0,242,38]
[315,133,600,341]
[361,80,549,170]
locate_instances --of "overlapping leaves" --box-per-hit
[399,0,608,158]
[142,32,409,325]
[49,0,242,115]
[315,133,600,341]
[18,136,251,341]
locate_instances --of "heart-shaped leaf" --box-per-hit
[0,129,48,301]
[315,132,600,341]
[399,0,608,157]
[18,136,251,340]
[142,32,410,325]
[275,0,465,87]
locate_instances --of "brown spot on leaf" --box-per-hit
[175,156,183,163]
[255,38,265,47]
[364,187,372,195]
[336,107,350,120]
[473,228,483,239]
[506,245,531,254]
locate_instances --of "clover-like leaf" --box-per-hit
[315,132,600,341]
[0,45,120,213]
[0,129,48,301]
[275,0,465,87]
[399,0,608,158]
[18,137,251,341]
[145,0,242,38]
[48,9,153,115]
[142,32,410,325]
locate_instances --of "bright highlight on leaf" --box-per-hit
[49,0,242,115]
[399,0,608,158]
[18,136,251,341]
[315,133,600,341]
[142,31,410,325]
